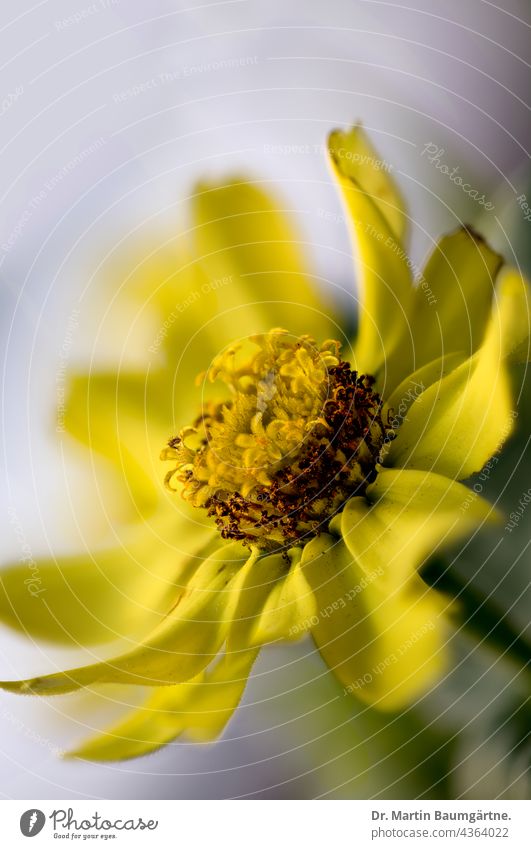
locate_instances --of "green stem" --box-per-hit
[422,558,531,677]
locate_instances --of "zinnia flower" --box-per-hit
[1,125,529,761]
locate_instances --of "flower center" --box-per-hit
[162,329,393,549]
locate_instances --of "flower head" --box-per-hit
[0,125,529,761]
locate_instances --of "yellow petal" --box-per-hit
[191,178,338,342]
[384,351,465,425]
[0,517,214,646]
[385,268,530,479]
[0,543,254,695]
[495,267,531,364]
[230,548,318,648]
[100,246,223,413]
[327,125,413,378]
[335,468,499,589]
[328,124,408,243]
[68,649,257,761]
[301,534,446,710]
[64,370,170,516]
[407,227,502,370]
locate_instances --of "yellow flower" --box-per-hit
[1,125,529,761]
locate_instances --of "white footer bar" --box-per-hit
[1,799,529,847]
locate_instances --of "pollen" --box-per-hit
[161,329,393,549]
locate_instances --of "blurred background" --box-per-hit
[0,0,530,799]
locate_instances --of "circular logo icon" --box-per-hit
[20,810,46,837]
